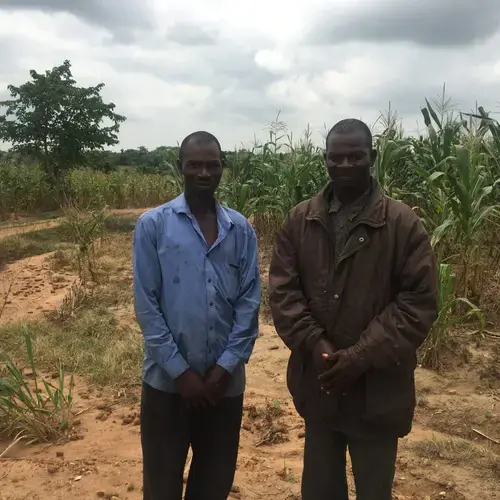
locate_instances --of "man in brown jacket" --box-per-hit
[268,118,438,500]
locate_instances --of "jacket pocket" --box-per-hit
[363,355,417,428]
[287,351,314,418]
[287,351,340,421]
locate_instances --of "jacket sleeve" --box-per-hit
[217,223,261,373]
[355,214,438,370]
[133,216,190,380]
[269,213,327,352]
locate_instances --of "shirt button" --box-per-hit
[208,278,212,283]
[333,294,340,300]
[209,326,213,331]
[210,302,214,306]
[359,237,365,243]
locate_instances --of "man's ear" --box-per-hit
[177,158,182,171]
[370,148,377,164]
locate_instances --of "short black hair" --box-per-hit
[326,119,373,149]
[178,131,222,167]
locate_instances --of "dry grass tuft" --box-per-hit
[411,436,500,478]
[478,343,500,383]
[49,248,75,272]
[244,400,289,446]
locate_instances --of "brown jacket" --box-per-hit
[268,180,438,437]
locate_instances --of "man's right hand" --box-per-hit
[176,369,211,409]
[313,338,336,374]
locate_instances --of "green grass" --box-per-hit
[0,327,74,446]
[104,214,139,233]
[0,307,143,388]
[0,227,73,271]
[0,214,139,272]
[0,211,62,229]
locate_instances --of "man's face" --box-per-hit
[181,140,223,196]
[325,130,374,189]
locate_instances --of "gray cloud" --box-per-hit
[2,1,500,150]
[0,0,151,39]
[106,42,277,95]
[166,23,217,46]
[308,0,500,47]
[105,42,282,128]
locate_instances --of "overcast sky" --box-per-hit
[1,0,500,150]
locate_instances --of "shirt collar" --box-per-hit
[171,193,235,232]
[329,181,373,221]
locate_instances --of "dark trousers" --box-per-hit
[302,424,398,500]
[141,383,243,500]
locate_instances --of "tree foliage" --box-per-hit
[0,60,126,182]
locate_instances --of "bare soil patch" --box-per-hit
[1,222,499,499]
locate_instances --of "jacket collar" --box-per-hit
[307,178,387,228]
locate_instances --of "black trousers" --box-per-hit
[302,423,398,500]
[141,383,243,500]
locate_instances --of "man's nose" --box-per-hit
[200,165,210,176]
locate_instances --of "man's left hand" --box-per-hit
[204,365,232,404]
[318,346,368,393]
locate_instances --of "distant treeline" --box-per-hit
[0,146,258,175]
[0,146,182,174]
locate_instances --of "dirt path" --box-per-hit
[0,220,62,239]
[0,253,76,323]
[0,208,150,240]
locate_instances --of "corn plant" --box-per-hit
[420,263,482,370]
[372,135,410,199]
[248,121,328,234]
[164,161,184,198]
[218,148,260,216]
[60,202,108,282]
[431,145,500,299]
[64,169,176,209]
[0,326,74,449]
[0,163,53,219]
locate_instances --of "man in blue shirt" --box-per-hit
[133,131,261,500]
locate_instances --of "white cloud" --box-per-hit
[1,0,500,150]
[255,49,294,75]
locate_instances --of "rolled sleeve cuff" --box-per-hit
[164,352,190,380]
[305,327,328,352]
[217,350,242,374]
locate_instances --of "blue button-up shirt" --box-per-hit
[133,193,261,397]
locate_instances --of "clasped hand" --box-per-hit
[314,339,366,394]
[176,365,231,409]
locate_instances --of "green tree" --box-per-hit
[0,60,126,183]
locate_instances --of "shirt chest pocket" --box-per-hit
[222,263,240,302]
